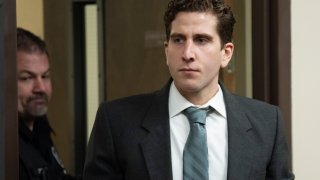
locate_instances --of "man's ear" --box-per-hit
[164,41,169,65]
[221,42,234,68]
[164,41,168,48]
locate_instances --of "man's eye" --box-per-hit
[42,74,50,79]
[195,38,208,44]
[172,37,184,44]
[19,76,33,81]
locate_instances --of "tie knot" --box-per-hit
[183,106,210,125]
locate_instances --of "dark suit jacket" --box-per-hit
[83,81,294,180]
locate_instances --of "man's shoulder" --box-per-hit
[234,94,275,106]
[228,93,279,113]
[220,82,278,111]
[226,94,282,127]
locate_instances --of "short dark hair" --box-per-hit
[17,27,49,56]
[164,0,236,46]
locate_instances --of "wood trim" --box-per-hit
[72,2,87,175]
[252,0,292,167]
[0,0,18,179]
[252,0,271,101]
[271,0,292,167]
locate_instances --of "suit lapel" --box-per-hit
[220,84,254,179]
[140,81,173,180]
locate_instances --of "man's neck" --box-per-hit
[19,113,37,131]
[177,86,219,106]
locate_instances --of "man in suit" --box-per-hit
[83,0,294,179]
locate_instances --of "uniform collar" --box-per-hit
[19,115,53,141]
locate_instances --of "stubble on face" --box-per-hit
[22,92,49,116]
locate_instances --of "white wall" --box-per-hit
[84,5,100,141]
[291,0,320,179]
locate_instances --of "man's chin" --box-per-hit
[31,110,47,117]
[25,106,48,117]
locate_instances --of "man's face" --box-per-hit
[17,51,52,117]
[165,12,234,104]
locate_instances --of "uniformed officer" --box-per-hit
[17,27,80,180]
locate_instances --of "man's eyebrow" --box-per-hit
[194,33,213,40]
[18,70,34,75]
[170,33,185,38]
[170,33,214,39]
[18,69,50,75]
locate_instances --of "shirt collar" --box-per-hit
[168,82,227,118]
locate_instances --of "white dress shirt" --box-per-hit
[169,82,228,180]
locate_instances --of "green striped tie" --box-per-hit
[183,106,210,180]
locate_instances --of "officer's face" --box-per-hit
[17,51,52,117]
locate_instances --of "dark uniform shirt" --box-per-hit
[19,115,79,180]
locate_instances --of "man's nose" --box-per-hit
[182,41,195,62]
[33,78,46,92]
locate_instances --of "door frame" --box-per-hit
[252,0,292,167]
[0,0,18,179]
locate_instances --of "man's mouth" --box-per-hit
[179,67,199,72]
[27,95,48,104]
